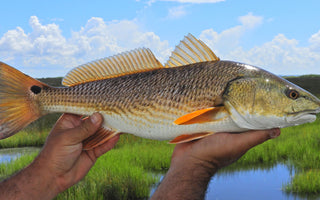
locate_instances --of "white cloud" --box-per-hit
[147,0,224,6]
[1,13,320,78]
[157,0,224,3]
[238,12,263,29]
[199,13,320,75]
[0,16,170,77]
[167,6,187,19]
[226,34,320,75]
[309,30,320,52]
[199,13,263,55]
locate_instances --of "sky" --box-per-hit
[0,0,320,77]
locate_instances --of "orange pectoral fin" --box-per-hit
[169,132,214,144]
[174,107,226,125]
[174,107,216,125]
[83,127,120,150]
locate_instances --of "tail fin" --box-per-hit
[0,62,48,139]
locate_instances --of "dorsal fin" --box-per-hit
[165,33,219,67]
[62,48,164,86]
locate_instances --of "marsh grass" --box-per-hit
[0,111,320,199]
[0,111,173,199]
[54,138,173,199]
[0,153,38,180]
[0,113,61,148]
[0,130,48,148]
[227,115,320,194]
[0,135,173,199]
[1,117,320,197]
[284,169,320,195]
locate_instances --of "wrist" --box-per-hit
[22,154,61,199]
[151,156,218,200]
[171,155,218,182]
[172,151,218,175]
[0,154,61,200]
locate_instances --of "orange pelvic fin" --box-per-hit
[169,132,214,144]
[83,127,120,150]
[174,107,226,125]
[0,62,48,139]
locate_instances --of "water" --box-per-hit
[0,149,318,199]
[0,147,39,164]
[150,164,319,200]
[206,164,296,200]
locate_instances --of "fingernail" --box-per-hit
[90,113,101,124]
[269,128,281,138]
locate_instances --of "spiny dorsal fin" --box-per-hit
[165,33,219,67]
[62,48,164,86]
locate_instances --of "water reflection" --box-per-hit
[150,164,320,200]
[206,164,319,200]
[0,147,39,163]
[1,148,318,200]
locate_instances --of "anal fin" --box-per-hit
[83,127,119,150]
[169,132,214,144]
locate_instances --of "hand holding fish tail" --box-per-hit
[151,129,280,200]
[0,113,119,200]
[38,113,120,192]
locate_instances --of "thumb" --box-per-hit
[67,113,103,144]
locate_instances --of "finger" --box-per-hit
[53,113,83,131]
[233,128,280,152]
[67,113,103,144]
[93,135,120,158]
[69,134,118,183]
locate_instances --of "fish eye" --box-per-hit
[30,85,42,94]
[286,89,299,100]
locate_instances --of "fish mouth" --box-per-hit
[287,108,320,116]
[286,108,319,125]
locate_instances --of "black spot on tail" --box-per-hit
[30,85,42,94]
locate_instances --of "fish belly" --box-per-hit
[43,104,247,140]
[102,112,247,140]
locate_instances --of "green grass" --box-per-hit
[1,119,320,198]
[1,117,320,197]
[226,115,320,194]
[0,153,38,180]
[284,170,320,195]
[0,130,48,148]
[56,144,167,200]
[4,119,320,198]
[1,116,320,197]
[0,136,173,199]
[0,114,60,148]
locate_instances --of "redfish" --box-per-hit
[0,34,319,149]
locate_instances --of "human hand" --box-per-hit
[171,129,281,172]
[151,129,280,200]
[33,113,119,195]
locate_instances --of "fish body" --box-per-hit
[1,34,319,149]
[41,61,246,140]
